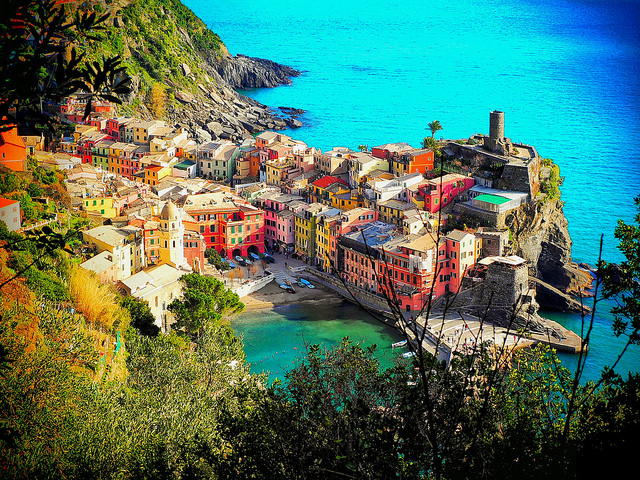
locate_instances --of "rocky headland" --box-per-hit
[103,0,304,143]
[504,197,594,312]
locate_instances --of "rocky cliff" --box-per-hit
[213,54,301,89]
[503,196,593,311]
[97,0,302,142]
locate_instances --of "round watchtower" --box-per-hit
[489,110,505,143]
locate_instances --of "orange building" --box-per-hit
[0,126,27,171]
[390,149,434,176]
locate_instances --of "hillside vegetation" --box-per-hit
[82,0,298,140]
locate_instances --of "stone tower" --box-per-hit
[158,200,185,268]
[489,110,505,144]
[485,110,512,156]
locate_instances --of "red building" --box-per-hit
[183,230,206,273]
[371,142,413,160]
[182,192,265,259]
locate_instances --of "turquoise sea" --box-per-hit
[186,0,640,381]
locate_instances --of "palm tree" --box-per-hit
[427,120,443,138]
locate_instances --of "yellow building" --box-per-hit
[309,176,349,205]
[377,199,418,227]
[144,164,171,186]
[331,190,366,211]
[265,158,293,186]
[315,212,341,271]
[84,197,117,218]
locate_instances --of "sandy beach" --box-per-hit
[240,279,344,312]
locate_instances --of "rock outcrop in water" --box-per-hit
[213,54,301,89]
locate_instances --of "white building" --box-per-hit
[0,198,21,231]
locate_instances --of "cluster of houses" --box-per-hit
[0,105,537,330]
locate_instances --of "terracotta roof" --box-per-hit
[0,198,19,208]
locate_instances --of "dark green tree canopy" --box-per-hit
[120,295,160,337]
[168,273,244,338]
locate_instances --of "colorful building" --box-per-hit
[0,198,21,231]
[182,192,265,258]
[391,148,434,176]
[309,176,349,205]
[417,174,475,213]
[0,126,27,172]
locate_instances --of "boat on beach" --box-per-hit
[280,282,296,293]
[299,278,315,289]
[250,252,261,261]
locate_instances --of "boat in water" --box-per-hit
[392,340,408,349]
[402,351,416,358]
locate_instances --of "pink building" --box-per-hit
[256,193,304,252]
[183,230,206,273]
[418,174,474,213]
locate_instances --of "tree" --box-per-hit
[120,295,160,337]
[0,0,131,132]
[421,135,439,151]
[599,195,640,346]
[205,247,230,271]
[168,273,244,339]
[427,120,443,138]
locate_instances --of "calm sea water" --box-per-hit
[187,0,640,380]
[233,301,406,382]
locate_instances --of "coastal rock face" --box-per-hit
[504,198,593,310]
[110,0,303,143]
[213,54,301,89]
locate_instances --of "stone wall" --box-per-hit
[454,202,508,228]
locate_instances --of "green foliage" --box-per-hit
[0,171,26,194]
[0,0,131,131]
[205,247,230,270]
[421,135,440,153]
[599,195,640,344]
[169,273,244,338]
[427,120,443,138]
[119,295,160,337]
[540,161,561,201]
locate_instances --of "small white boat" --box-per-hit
[402,351,416,358]
[392,340,408,349]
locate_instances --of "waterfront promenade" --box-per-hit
[220,251,584,359]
